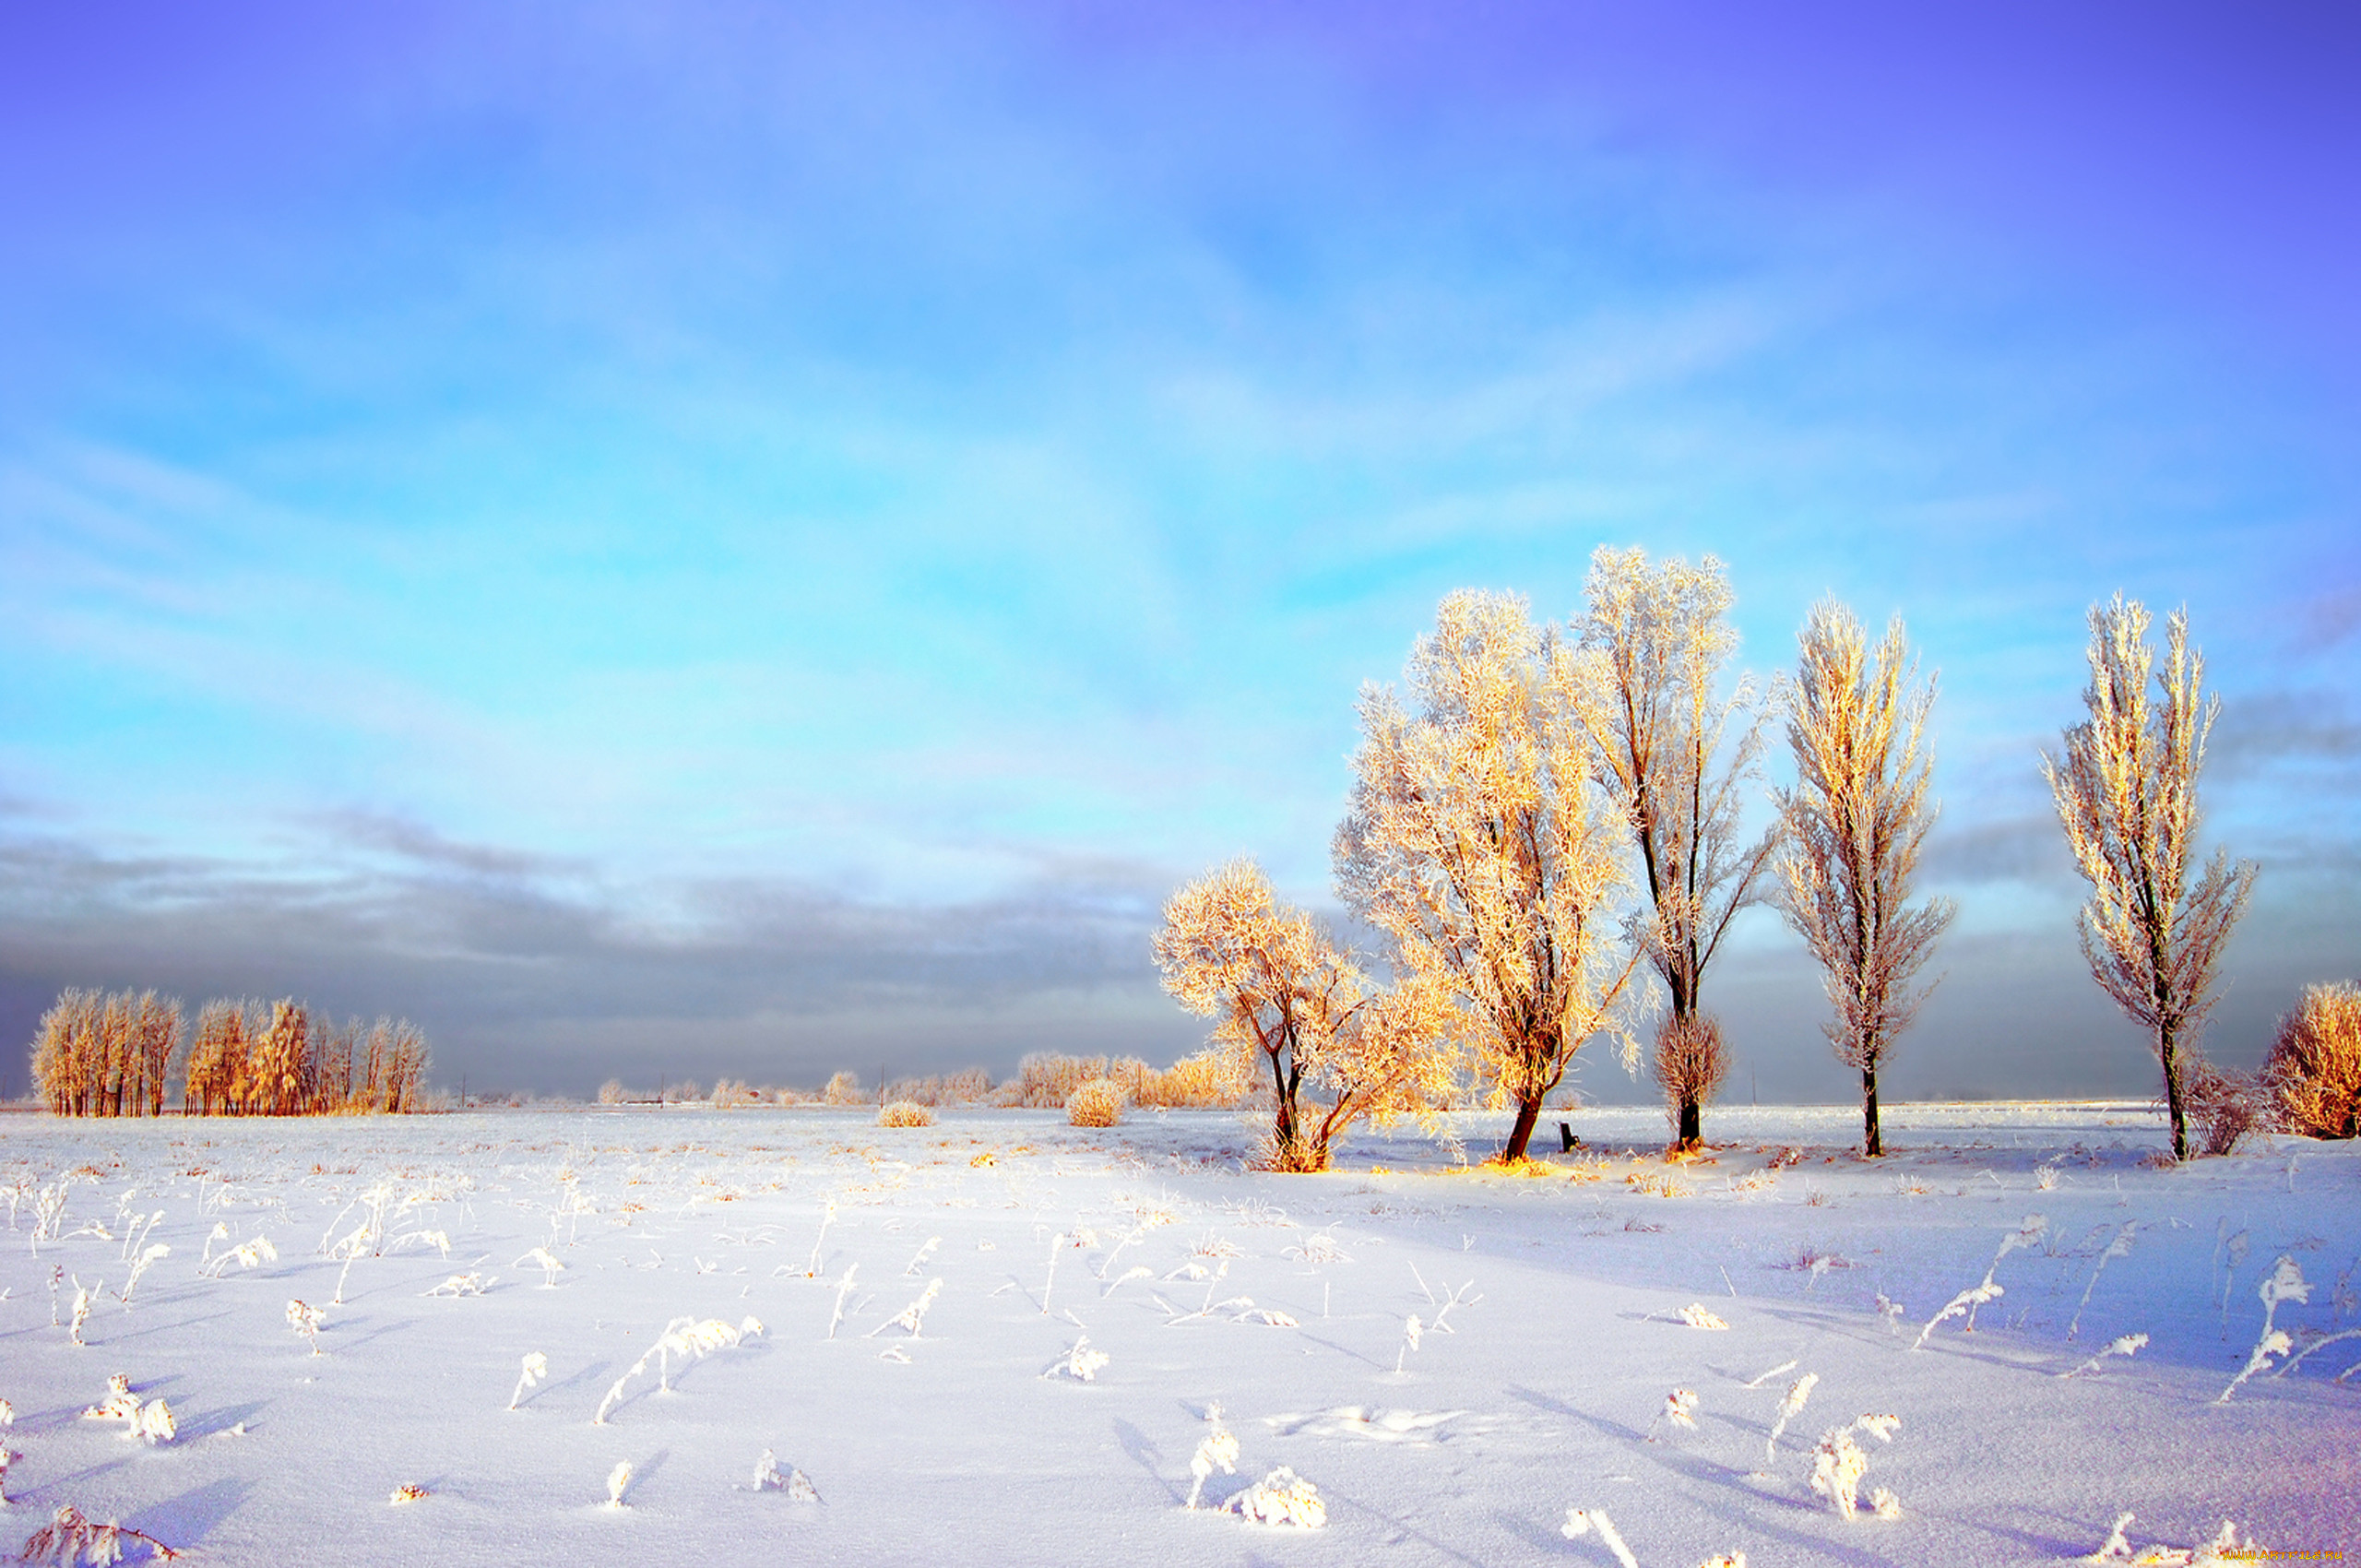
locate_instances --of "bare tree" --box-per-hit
[1580,547,1776,1150]
[1154,858,1453,1171]
[1335,590,1642,1163]
[2042,595,2256,1161]
[1774,601,1956,1157]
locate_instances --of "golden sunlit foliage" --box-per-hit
[2264,981,2361,1140]
[33,988,429,1117]
[1774,601,1955,1158]
[1335,590,1641,1164]
[1155,858,1455,1171]
[2042,595,2256,1162]
[1580,547,1775,1150]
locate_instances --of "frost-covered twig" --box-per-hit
[1394,1313,1422,1373]
[2083,1513,2270,1565]
[515,1247,566,1289]
[1561,1508,1639,1568]
[424,1272,491,1297]
[120,1245,169,1312]
[2216,1256,2311,1405]
[197,1234,277,1280]
[1913,1281,2000,1350]
[595,1314,765,1423]
[803,1198,836,1278]
[19,1504,179,1562]
[508,1351,549,1411]
[2067,1221,2139,1341]
[67,1277,99,1347]
[1740,1358,1797,1389]
[826,1263,859,1340]
[865,1278,942,1339]
[602,1460,633,1509]
[2059,1333,2148,1378]
[2276,1325,2361,1380]
[1765,1372,1817,1462]
[902,1237,941,1276]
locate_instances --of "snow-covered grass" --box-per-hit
[0,1101,2353,1565]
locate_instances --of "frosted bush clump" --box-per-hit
[753,1448,821,1499]
[878,1100,934,1128]
[1807,1414,1900,1520]
[1043,1335,1109,1382]
[1228,1466,1325,1527]
[1185,1404,1240,1509]
[1677,1303,1728,1330]
[18,1505,178,1564]
[1065,1078,1125,1128]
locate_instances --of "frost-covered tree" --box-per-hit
[1774,602,1955,1158]
[1580,547,1775,1150]
[2042,596,2256,1162]
[1335,590,1642,1163]
[1155,859,1453,1171]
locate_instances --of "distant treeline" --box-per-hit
[30,988,432,1117]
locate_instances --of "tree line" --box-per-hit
[1156,547,2319,1170]
[31,989,432,1117]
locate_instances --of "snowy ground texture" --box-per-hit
[0,1103,2355,1566]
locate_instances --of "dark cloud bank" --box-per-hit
[2,799,2353,1108]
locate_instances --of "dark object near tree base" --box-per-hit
[1560,1122,1580,1152]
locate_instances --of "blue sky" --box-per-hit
[3,2,2355,1103]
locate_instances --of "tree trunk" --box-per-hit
[1862,1064,1881,1158]
[1676,1095,1703,1151]
[1501,1092,1545,1163]
[2158,1024,2188,1162]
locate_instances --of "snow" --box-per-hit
[0,1102,2354,1565]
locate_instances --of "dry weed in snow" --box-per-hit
[66,1277,98,1348]
[1741,1358,1797,1389]
[753,1449,821,1499]
[19,1505,179,1563]
[119,1245,168,1311]
[1678,1303,1729,1330]
[1765,1372,1817,1462]
[603,1460,633,1509]
[424,1272,490,1298]
[285,1299,326,1355]
[596,1314,766,1422]
[1561,1507,1639,1568]
[197,1234,275,1279]
[1228,1467,1325,1527]
[508,1351,549,1411]
[2068,1221,2140,1341]
[2062,1333,2150,1378]
[1647,1387,1699,1440]
[2082,1512,2272,1565]
[866,1279,943,1339]
[516,1247,566,1289]
[1044,1335,1109,1382]
[1185,1404,1240,1509]
[388,1485,428,1505]
[1395,1313,1423,1372]
[2217,1256,2309,1405]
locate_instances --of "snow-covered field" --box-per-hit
[0,1103,2353,1566]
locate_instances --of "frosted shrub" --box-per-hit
[1646,1387,1699,1440]
[1185,1404,1240,1509]
[821,1071,865,1107]
[1043,1335,1109,1382]
[79,1375,175,1444]
[2264,981,2361,1139]
[19,1505,179,1564]
[598,1079,625,1105]
[878,1099,933,1128]
[1065,1078,1125,1128]
[508,1352,549,1411]
[1228,1467,1325,1528]
[1561,1508,1640,1568]
[1807,1414,1900,1519]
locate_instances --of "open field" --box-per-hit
[0,1103,2354,1565]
